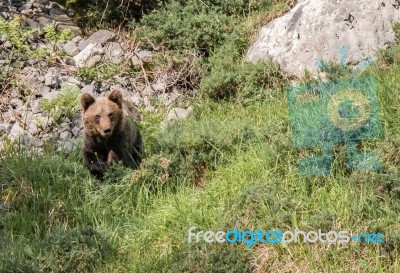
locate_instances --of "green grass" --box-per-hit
[2,56,400,272]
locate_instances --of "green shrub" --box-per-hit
[133,1,231,55]
[40,83,81,124]
[77,62,124,83]
[199,19,286,100]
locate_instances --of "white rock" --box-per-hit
[166,107,192,121]
[78,29,116,51]
[9,123,25,139]
[73,43,103,68]
[104,42,124,64]
[247,0,400,75]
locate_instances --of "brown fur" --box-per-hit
[80,90,143,177]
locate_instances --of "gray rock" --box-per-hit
[72,36,82,43]
[56,24,81,35]
[10,98,24,109]
[104,42,124,64]
[71,126,80,137]
[34,115,53,129]
[137,50,153,62]
[78,29,116,51]
[3,40,12,48]
[59,130,72,140]
[37,16,52,28]
[81,84,95,94]
[130,95,141,106]
[27,122,39,136]
[166,107,192,122]
[20,136,44,147]
[131,50,153,66]
[57,140,76,151]
[47,2,64,15]
[152,81,167,93]
[60,76,81,86]
[41,89,59,101]
[73,43,103,68]
[64,56,75,66]
[247,0,400,75]
[31,99,43,114]
[86,54,102,67]
[99,82,110,92]
[0,123,10,136]
[9,123,25,139]
[63,40,79,56]
[44,70,60,88]
[23,17,39,29]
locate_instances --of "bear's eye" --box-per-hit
[95,115,100,122]
[108,113,114,119]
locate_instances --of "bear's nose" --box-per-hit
[104,129,112,135]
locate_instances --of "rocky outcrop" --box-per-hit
[1,0,80,34]
[0,2,193,152]
[247,0,400,75]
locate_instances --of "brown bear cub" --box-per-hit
[80,90,143,177]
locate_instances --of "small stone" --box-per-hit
[3,40,12,48]
[23,18,39,29]
[41,89,59,101]
[71,126,80,137]
[31,100,42,114]
[104,42,124,64]
[10,98,24,109]
[73,43,103,68]
[57,140,76,151]
[71,36,82,43]
[81,84,95,94]
[37,16,52,28]
[137,50,153,62]
[59,130,72,140]
[44,71,60,88]
[166,107,192,122]
[9,123,25,139]
[0,123,10,136]
[130,95,141,106]
[63,40,79,56]
[56,24,81,35]
[64,56,75,66]
[78,29,116,51]
[60,76,81,86]
[86,55,102,68]
[27,123,39,135]
[99,82,110,92]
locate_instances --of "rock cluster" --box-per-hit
[1,0,80,34]
[0,1,192,152]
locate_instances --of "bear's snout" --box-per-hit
[103,128,112,137]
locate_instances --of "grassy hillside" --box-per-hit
[1,1,400,272]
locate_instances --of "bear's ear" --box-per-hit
[81,93,95,111]
[108,90,122,108]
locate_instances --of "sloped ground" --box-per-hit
[1,0,399,272]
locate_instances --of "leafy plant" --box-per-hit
[39,83,81,124]
[43,24,74,42]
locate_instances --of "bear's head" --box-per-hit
[80,90,123,138]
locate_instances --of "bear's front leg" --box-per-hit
[107,150,117,166]
[84,149,108,177]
